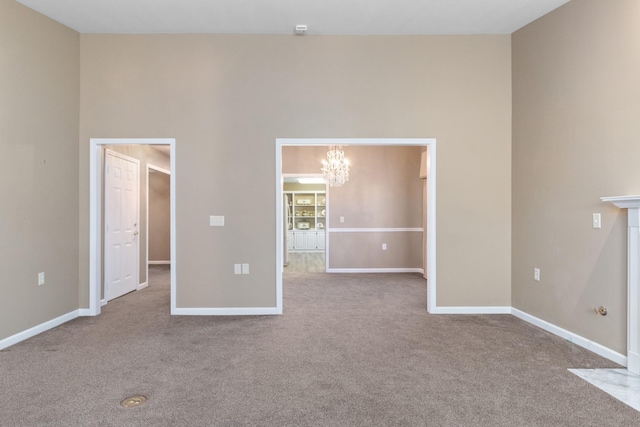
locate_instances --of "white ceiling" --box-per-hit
[16,0,570,35]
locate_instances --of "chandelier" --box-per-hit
[321,145,350,187]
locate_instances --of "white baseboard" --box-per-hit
[137,282,148,291]
[172,307,280,315]
[100,299,107,307]
[78,308,93,316]
[326,268,424,274]
[511,308,627,367]
[0,310,80,350]
[148,261,171,265]
[431,306,512,314]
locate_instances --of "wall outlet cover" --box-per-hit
[210,215,225,226]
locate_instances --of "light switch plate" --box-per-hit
[242,263,250,274]
[592,213,601,229]
[210,215,225,226]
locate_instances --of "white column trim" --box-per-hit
[602,195,640,375]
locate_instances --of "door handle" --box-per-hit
[134,231,139,235]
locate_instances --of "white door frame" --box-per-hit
[276,138,437,314]
[89,138,177,316]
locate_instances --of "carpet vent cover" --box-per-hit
[120,395,147,408]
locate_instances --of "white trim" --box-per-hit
[275,145,284,314]
[137,282,148,291]
[148,260,171,265]
[602,196,640,374]
[276,138,437,314]
[0,310,80,350]
[601,195,640,209]
[512,308,627,367]
[430,306,512,314]
[100,299,107,307]
[173,307,280,316]
[427,144,436,313]
[89,138,176,316]
[328,228,423,233]
[148,164,171,175]
[279,138,432,146]
[327,268,424,274]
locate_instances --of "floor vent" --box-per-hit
[120,395,147,408]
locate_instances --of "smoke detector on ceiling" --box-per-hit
[295,25,307,35]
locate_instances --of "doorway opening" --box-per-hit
[147,164,171,269]
[276,138,436,314]
[89,138,176,316]
[283,174,327,274]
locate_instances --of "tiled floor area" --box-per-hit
[284,252,326,273]
[569,368,640,412]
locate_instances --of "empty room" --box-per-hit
[2,0,640,425]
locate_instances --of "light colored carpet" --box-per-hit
[1,266,638,426]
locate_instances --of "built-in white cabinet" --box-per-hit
[305,232,317,249]
[294,232,305,249]
[287,231,294,251]
[284,190,326,252]
[288,230,325,252]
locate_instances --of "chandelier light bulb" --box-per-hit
[321,145,350,187]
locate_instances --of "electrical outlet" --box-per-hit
[234,264,241,274]
[38,272,45,286]
[340,216,345,223]
[534,268,540,282]
[382,243,387,250]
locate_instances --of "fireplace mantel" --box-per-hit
[601,195,640,375]
[601,195,640,209]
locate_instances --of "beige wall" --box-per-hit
[512,0,640,353]
[330,232,423,269]
[149,171,171,262]
[6,0,636,357]
[284,145,424,269]
[78,34,512,309]
[0,0,80,340]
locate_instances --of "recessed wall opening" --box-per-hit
[275,138,436,314]
[283,174,327,273]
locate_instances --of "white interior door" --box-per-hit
[105,150,140,301]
